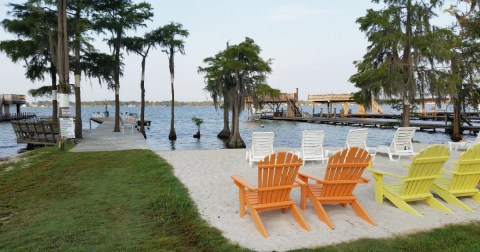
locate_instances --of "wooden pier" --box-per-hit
[245,88,309,119]
[1,112,36,122]
[260,115,480,135]
[0,94,35,121]
[72,117,148,152]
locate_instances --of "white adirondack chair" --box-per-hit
[448,134,480,151]
[345,128,376,159]
[246,132,274,167]
[377,127,416,161]
[298,130,328,165]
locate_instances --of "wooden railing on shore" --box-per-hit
[11,120,60,146]
[0,112,36,122]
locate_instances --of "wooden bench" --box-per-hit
[11,120,60,146]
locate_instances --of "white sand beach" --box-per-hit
[156,143,480,252]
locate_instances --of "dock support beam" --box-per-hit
[343,101,349,116]
[16,104,21,114]
[3,104,10,114]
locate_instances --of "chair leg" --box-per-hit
[248,206,269,238]
[372,173,384,203]
[351,199,376,226]
[432,185,474,212]
[473,192,480,202]
[384,191,422,216]
[298,176,308,210]
[238,188,246,217]
[290,204,311,231]
[425,197,455,215]
[308,191,335,229]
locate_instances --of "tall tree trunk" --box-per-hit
[168,51,176,140]
[169,75,176,140]
[140,56,146,139]
[50,64,58,122]
[451,95,462,141]
[115,85,120,132]
[227,96,245,148]
[74,8,82,139]
[57,0,69,119]
[402,100,410,127]
[401,0,413,127]
[113,34,121,132]
[218,104,230,139]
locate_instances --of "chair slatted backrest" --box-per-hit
[390,127,416,153]
[450,144,480,191]
[257,152,302,204]
[402,145,449,196]
[302,130,325,157]
[346,129,368,149]
[322,147,371,197]
[252,132,274,159]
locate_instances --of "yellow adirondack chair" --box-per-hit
[298,147,376,229]
[369,145,454,216]
[431,144,480,212]
[231,152,311,237]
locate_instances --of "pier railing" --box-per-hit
[0,112,36,122]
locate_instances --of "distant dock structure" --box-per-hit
[307,93,383,117]
[245,88,310,119]
[1,94,35,122]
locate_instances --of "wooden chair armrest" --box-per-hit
[295,177,307,187]
[298,171,323,183]
[368,169,404,179]
[231,175,256,191]
[360,177,370,183]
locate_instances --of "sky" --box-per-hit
[0,0,456,102]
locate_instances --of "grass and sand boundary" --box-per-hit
[0,145,479,251]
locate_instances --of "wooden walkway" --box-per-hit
[71,117,149,152]
[262,116,480,134]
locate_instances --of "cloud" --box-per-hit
[267,5,326,22]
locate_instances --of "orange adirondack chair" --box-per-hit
[232,152,311,237]
[298,147,376,229]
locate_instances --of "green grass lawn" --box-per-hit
[0,146,479,251]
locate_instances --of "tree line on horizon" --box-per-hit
[0,0,188,140]
[30,100,217,107]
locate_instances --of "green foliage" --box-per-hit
[0,2,57,82]
[191,116,204,127]
[198,37,272,147]
[350,0,459,115]
[28,86,53,98]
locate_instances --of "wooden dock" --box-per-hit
[71,117,149,152]
[0,112,36,122]
[261,115,480,134]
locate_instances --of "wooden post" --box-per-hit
[327,103,331,118]
[334,108,337,118]
[320,108,323,122]
[312,102,315,116]
[343,101,349,116]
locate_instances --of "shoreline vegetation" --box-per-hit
[1,146,479,251]
[25,100,315,108]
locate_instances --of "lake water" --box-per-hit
[0,105,472,158]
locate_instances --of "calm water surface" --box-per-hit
[0,105,471,158]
